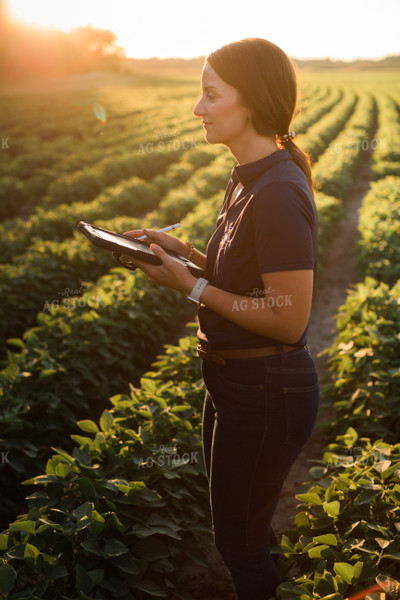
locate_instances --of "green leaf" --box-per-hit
[24,543,40,568]
[294,511,311,530]
[0,562,17,595]
[103,539,129,557]
[170,404,192,413]
[52,448,74,463]
[55,462,71,478]
[130,525,156,538]
[279,534,294,551]
[76,564,94,594]
[81,539,102,556]
[5,338,25,350]
[77,476,97,496]
[0,535,8,551]
[88,510,105,535]
[150,558,175,573]
[73,501,92,520]
[0,362,20,381]
[132,580,168,597]
[333,562,354,584]
[38,518,63,532]
[296,492,323,505]
[77,419,99,433]
[323,500,340,516]
[277,581,312,596]
[70,434,94,448]
[353,489,381,505]
[308,544,334,559]
[313,534,338,546]
[111,554,141,575]
[315,570,337,597]
[353,561,363,578]
[99,409,113,432]
[48,565,69,580]
[381,551,400,560]
[9,520,35,534]
[88,569,104,586]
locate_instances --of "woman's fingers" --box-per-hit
[141,229,168,242]
[123,229,146,239]
[123,228,187,256]
[123,228,166,246]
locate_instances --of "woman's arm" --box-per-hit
[131,243,313,346]
[198,269,313,345]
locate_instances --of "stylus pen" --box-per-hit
[136,223,180,241]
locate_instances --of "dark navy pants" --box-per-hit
[201,346,319,600]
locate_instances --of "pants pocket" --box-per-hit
[283,380,319,449]
[215,360,266,391]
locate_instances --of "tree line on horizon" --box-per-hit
[123,54,400,76]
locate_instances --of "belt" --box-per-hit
[196,343,304,366]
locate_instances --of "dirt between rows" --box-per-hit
[175,135,376,599]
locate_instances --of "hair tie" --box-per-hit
[279,131,296,144]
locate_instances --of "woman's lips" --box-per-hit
[202,121,211,128]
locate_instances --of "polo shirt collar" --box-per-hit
[231,149,292,186]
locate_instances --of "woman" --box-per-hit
[125,38,319,600]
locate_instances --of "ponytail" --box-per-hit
[280,139,314,194]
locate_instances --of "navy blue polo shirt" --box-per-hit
[197,149,318,350]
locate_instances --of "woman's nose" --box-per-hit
[193,96,206,117]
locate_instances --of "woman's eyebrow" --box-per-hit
[203,85,218,91]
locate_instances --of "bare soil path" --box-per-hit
[177,133,376,599]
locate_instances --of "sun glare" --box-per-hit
[7,0,88,31]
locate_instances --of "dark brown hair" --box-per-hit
[206,38,313,192]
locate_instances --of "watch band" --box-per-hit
[187,278,209,305]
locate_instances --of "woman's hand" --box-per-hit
[123,228,189,258]
[125,242,197,295]
[123,228,207,271]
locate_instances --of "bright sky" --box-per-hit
[6,0,400,61]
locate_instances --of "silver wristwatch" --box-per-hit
[186,278,209,305]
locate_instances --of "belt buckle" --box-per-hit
[196,344,226,366]
[196,344,205,359]
[197,344,209,361]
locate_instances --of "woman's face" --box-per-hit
[193,63,250,148]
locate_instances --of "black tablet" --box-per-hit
[77,221,204,277]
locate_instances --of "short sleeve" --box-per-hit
[253,181,316,274]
